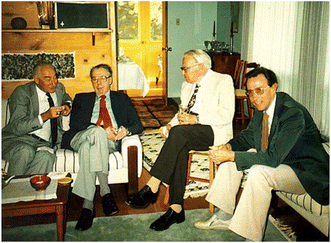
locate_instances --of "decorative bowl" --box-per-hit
[58,177,73,185]
[30,175,51,191]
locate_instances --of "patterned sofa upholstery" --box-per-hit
[2,98,143,196]
[275,142,329,237]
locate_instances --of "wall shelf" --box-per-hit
[2,29,113,33]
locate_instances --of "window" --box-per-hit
[117,1,138,40]
[150,2,162,41]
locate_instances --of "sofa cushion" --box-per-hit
[278,191,329,216]
[277,142,329,216]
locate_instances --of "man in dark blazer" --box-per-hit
[2,62,72,176]
[194,67,329,241]
[61,64,143,231]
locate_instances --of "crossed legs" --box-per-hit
[71,126,119,230]
[126,124,214,230]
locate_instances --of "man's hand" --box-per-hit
[209,144,235,165]
[62,104,71,116]
[209,144,232,151]
[115,126,129,141]
[41,106,66,122]
[159,124,171,139]
[104,127,119,140]
[177,113,198,125]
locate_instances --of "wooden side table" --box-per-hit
[2,183,70,241]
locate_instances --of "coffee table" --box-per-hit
[2,183,70,241]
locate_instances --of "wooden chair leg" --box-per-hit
[240,99,245,125]
[127,146,138,196]
[209,158,215,213]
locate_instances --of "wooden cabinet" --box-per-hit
[207,52,240,78]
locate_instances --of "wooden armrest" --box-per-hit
[189,150,209,155]
[127,145,138,196]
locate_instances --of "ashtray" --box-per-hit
[30,175,51,191]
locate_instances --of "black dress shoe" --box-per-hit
[75,208,95,231]
[102,193,119,216]
[125,185,158,208]
[150,208,185,231]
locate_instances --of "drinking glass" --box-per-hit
[178,105,188,115]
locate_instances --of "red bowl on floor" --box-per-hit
[30,175,51,191]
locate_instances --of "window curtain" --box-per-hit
[241,1,330,138]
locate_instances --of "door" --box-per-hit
[116,1,167,101]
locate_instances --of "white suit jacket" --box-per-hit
[169,69,235,145]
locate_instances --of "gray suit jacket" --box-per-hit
[2,81,72,146]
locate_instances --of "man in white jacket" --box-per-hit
[126,49,235,231]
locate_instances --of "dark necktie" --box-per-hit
[96,95,113,129]
[187,84,200,112]
[261,112,269,151]
[46,92,57,147]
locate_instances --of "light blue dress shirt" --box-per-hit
[90,91,118,129]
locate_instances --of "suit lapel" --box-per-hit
[269,93,282,143]
[29,82,40,117]
[87,93,96,120]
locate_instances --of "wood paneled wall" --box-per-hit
[1,1,117,100]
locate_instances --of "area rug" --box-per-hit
[141,130,210,199]
[2,209,287,241]
[132,98,178,129]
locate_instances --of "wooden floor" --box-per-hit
[2,119,329,241]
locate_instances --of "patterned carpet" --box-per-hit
[141,130,210,199]
[132,98,178,129]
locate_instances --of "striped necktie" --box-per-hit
[187,84,200,112]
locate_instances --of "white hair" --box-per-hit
[183,49,211,69]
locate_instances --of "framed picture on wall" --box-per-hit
[55,2,109,30]
[231,2,239,33]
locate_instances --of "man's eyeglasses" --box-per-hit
[246,86,270,97]
[91,76,111,83]
[180,63,201,72]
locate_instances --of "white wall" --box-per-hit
[167,1,218,98]
[167,1,243,98]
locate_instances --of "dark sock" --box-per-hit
[97,171,110,197]
[82,199,94,211]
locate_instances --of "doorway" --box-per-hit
[116,1,167,99]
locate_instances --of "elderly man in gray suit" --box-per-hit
[2,62,72,176]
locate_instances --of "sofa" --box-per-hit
[1,98,143,196]
[275,142,329,237]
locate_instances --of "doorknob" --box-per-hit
[162,47,172,52]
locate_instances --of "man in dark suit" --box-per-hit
[61,64,143,231]
[194,67,329,241]
[2,62,72,176]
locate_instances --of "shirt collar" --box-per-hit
[97,91,111,99]
[36,85,49,98]
[265,94,276,117]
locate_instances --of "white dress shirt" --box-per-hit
[30,86,58,142]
